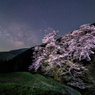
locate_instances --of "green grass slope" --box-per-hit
[0,72,81,95]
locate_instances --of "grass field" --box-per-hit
[0,72,81,95]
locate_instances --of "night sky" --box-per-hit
[0,0,95,51]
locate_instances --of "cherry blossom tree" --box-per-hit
[29,24,95,87]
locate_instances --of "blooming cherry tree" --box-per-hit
[29,24,95,88]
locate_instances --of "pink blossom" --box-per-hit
[29,24,95,82]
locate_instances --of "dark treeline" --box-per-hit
[0,47,33,73]
[0,44,46,74]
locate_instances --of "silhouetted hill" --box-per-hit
[0,52,15,61]
[0,44,46,73]
[0,48,28,61]
[9,48,28,55]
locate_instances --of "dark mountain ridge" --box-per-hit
[0,48,28,61]
[0,44,46,73]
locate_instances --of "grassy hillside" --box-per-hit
[0,72,81,95]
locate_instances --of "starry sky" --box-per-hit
[0,0,95,51]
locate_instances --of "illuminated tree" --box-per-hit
[29,24,95,88]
